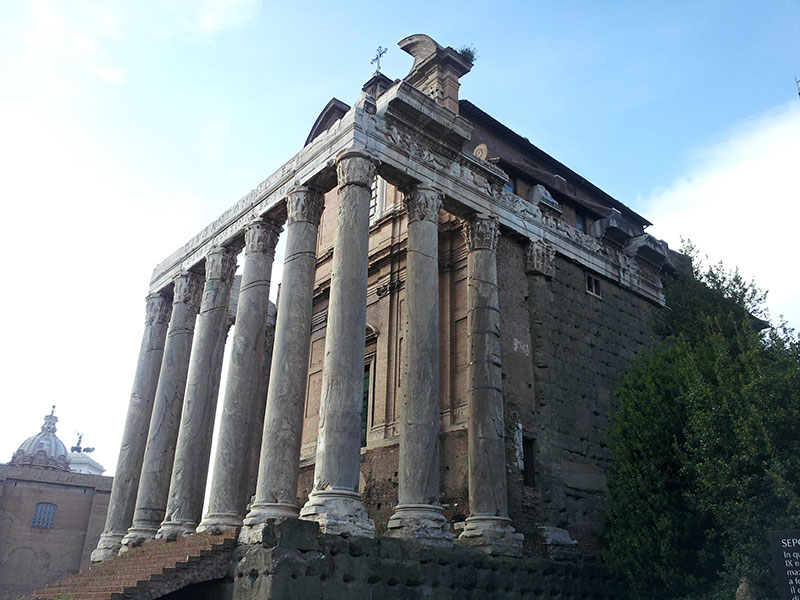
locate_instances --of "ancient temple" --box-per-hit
[72,34,671,598]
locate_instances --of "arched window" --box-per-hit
[32,502,57,528]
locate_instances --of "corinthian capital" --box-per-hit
[245,218,282,255]
[173,271,204,309]
[144,292,173,325]
[404,185,442,224]
[205,246,237,283]
[461,215,499,252]
[287,186,325,226]
[336,148,377,189]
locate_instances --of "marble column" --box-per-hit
[198,217,281,532]
[241,186,324,543]
[156,247,237,539]
[91,292,172,562]
[386,185,452,546]
[241,300,277,508]
[120,271,203,550]
[299,149,376,536]
[457,215,523,557]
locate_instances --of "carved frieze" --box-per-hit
[205,246,237,283]
[172,271,203,308]
[618,251,634,289]
[461,215,500,252]
[404,186,442,223]
[287,186,325,226]
[525,240,556,279]
[245,219,282,255]
[144,292,173,325]
[371,116,453,173]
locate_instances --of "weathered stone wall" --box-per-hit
[233,519,622,600]
[525,253,657,554]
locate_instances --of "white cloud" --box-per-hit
[644,101,800,328]
[168,0,260,36]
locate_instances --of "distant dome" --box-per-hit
[9,406,71,472]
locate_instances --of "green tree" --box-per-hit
[604,245,800,599]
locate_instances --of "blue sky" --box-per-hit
[1,0,797,473]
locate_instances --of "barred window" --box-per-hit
[32,502,57,528]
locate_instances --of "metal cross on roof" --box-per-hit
[371,46,387,72]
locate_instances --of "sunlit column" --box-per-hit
[156,246,237,538]
[241,186,324,543]
[90,291,171,562]
[299,149,376,536]
[458,215,523,557]
[120,271,203,550]
[386,185,452,546]
[198,217,281,532]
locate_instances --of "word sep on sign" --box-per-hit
[770,530,800,600]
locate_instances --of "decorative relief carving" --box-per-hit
[145,292,173,324]
[525,240,556,279]
[461,215,499,252]
[426,83,444,101]
[404,186,442,223]
[205,246,237,283]
[472,143,488,160]
[371,117,452,173]
[173,271,203,308]
[245,219,282,255]
[618,251,634,288]
[287,186,325,226]
[376,278,404,298]
[336,150,377,188]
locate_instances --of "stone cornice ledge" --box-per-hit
[148,101,361,293]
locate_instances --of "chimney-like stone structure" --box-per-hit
[399,34,472,113]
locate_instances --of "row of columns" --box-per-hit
[92,147,521,563]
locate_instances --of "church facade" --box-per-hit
[0,410,112,598]
[87,33,671,587]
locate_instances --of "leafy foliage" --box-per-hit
[456,44,478,64]
[604,243,800,599]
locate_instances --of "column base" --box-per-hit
[119,525,158,553]
[386,504,453,547]
[299,488,374,537]
[240,503,299,544]
[457,515,523,557]
[197,512,243,533]
[90,531,125,563]
[156,519,197,540]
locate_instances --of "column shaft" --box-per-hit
[120,271,203,550]
[299,149,376,536]
[457,216,523,556]
[157,247,237,538]
[198,218,281,532]
[387,185,452,545]
[242,187,324,543]
[242,300,277,505]
[91,292,171,562]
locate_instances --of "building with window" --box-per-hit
[0,409,112,598]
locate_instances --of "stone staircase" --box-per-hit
[29,529,238,600]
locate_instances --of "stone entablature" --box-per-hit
[147,79,666,307]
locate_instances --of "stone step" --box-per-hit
[31,529,237,600]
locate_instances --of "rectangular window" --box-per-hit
[522,437,535,487]
[32,502,56,528]
[586,273,602,298]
